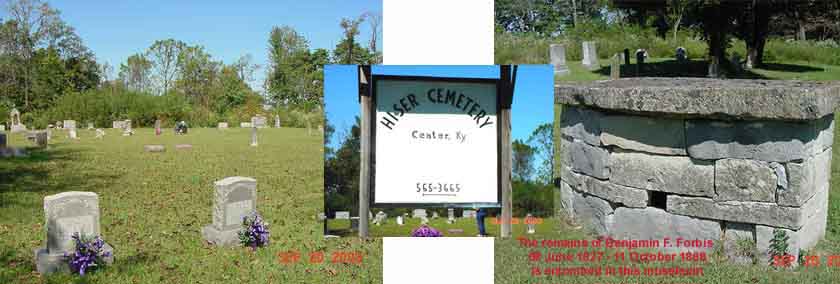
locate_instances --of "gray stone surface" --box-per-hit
[558,181,576,218]
[581,41,599,70]
[555,78,840,121]
[667,195,803,229]
[609,207,721,253]
[610,53,620,79]
[723,222,756,264]
[610,151,714,197]
[335,211,350,219]
[218,122,229,129]
[569,187,613,235]
[144,145,165,152]
[782,147,832,206]
[793,187,828,251]
[202,176,257,246]
[686,116,833,162]
[756,225,800,267]
[567,170,648,207]
[251,116,267,128]
[561,138,610,179]
[412,209,428,218]
[550,44,569,75]
[63,120,76,130]
[714,159,777,202]
[560,105,603,146]
[36,192,114,274]
[600,115,686,155]
[240,122,252,128]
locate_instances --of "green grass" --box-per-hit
[0,127,382,283]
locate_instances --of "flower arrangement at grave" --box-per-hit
[64,233,111,276]
[238,212,270,249]
[411,224,443,237]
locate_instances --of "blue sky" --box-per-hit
[324,65,554,152]
[31,1,381,91]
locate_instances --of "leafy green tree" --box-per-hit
[325,117,361,215]
[265,25,311,106]
[118,53,153,93]
[512,139,536,182]
[146,39,186,95]
[338,17,363,64]
[528,123,554,185]
[176,45,218,107]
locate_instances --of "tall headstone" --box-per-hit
[549,44,569,76]
[396,215,404,226]
[35,131,48,148]
[610,53,621,79]
[35,192,114,274]
[155,120,162,136]
[412,209,427,218]
[447,208,455,224]
[202,177,258,246]
[581,41,599,70]
[274,115,281,128]
[122,120,133,136]
[526,213,536,234]
[9,108,26,133]
[250,126,258,147]
[251,115,267,128]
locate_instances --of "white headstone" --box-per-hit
[462,210,476,219]
[240,122,252,128]
[250,126,258,147]
[63,120,76,130]
[9,108,26,133]
[218,122,229,129]
[526,213,536,234]
[35,192,114,273]
[274,115,281,128]
[202,177,258,246]
[447,208,455,224]
[432,211,440,219]
[396,215,404,226]
[550,44,569,75]
[335,211,350,219]
[581,41,599,70]
[412,209,427,219]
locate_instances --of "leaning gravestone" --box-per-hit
[251,116,267,129]
[35,192,114,274]
[202,177,258,246]
[549,44,570,76]
[556,78,838,262]
[462,210,476,218]
[335,211,350,219]
[581,41,599,70]
[412,209,427,218]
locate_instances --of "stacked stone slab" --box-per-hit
[555,78,838,264]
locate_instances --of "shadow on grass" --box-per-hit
[594,59,771,79]
[759,62,825,73]
[0,147,123,208]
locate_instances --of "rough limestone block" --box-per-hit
[562,138,610,179]
[567,169,648,207]
[782,148,832,206]
[559,166,584,189]
[795,187,829,250]
[723,222,756,265]
[568,186,613,236]
[685,117,831,162]
[714,159,777,202]
[667,195,803,230]
[558,181,575,218]
[610,151,714,197]
[560,105,603,146]
[609,207,721,253]
[756,225,800,267]
[600,115,686,155]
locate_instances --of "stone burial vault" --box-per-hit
[555,78,840,264]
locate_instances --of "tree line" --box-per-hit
[1,0,382,128]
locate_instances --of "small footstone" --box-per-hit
[175,144,193,150]
[144,145,165,152]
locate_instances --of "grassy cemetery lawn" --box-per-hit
[0,127,382,283]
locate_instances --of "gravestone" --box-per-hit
[275,115,281,128]
[623,48,631,65]
[731,54,743,73]
[0,124,4,132]
[34,131,48,148]
[250,126,258,147]
[556,78,838,261]
[635,49,647,76]
[335,211,350,219]
[676,47,687,62]
[155,120,162,136]
[144,145,165,152]
[68,129,78,140]
[447,228,464,234]
[526,213,536,234]
[63,120,76,131]
[463,210,476,218]
[218,122,229,129]
[350,217,360,231]
[373,211,387,226]
[35,192,114,274]
[549,44,570,76]
[396,215,404,226]
[122,120,133,136]
[432,211,440,219]
[240,122,252,128]
[95,129,105,139]
[9,108,26,133]
[87,123,94,130]
[202,177,258,246]
[175,144,192,150]
[251,115,267,128]
[412,209,427,218]
[581,41,599,70]
[610,53,621,79]
[447,208,455,224]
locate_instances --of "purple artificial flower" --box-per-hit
[411,224,443,237]
[65,233,109,276]
[239,212,270,249]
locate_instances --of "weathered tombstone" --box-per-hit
[87,123,94,130]
[155,120,162,136]
[432,211,440,219]
[34,131,47,148]
[35,192,114,274]
[335,211,350,219]
[556,79,838,261]
[9,108,26,133]
[202,177,258,246]
[240,122,252,128]
[635,49,647,76]
[708,56,720,77]
[549,44,570,76]
[350,217,360,231]
[396,215,404,226]
[463,210,476,219]
[250,126,258,147]
[122,120,133,136]
[373,211,387,226]
[251,115,267,129]
[676,47,687,62]
[217,122,229,129]
[63,120,76,131]
[610,53,621,79]
[447,208,455,224]
[95,129,105,139]
[623,48,631,65]
[144,145,165,152]
[526,213,536,234]
[581,41,599,70]
[274,115,281,128]
[412,209,427,218]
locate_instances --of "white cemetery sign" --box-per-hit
[371,76,501,206]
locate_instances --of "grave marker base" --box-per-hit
[35,243,114,274]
